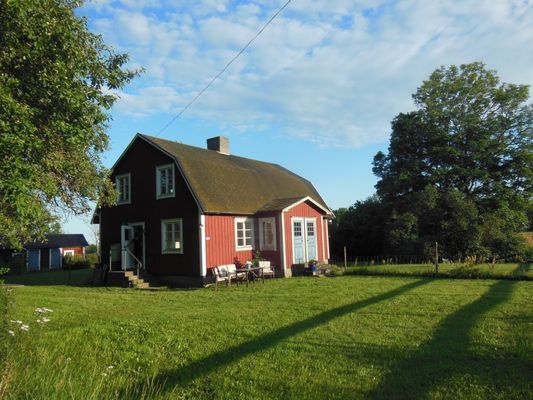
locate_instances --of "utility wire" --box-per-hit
[156,0,293,137]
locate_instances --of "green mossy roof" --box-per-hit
[141,134,331,215]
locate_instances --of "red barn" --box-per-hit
[94,134,333,287]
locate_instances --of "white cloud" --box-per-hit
[83,0,533,148]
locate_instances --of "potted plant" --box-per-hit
[306,259,318,275]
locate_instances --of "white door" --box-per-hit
[121,225,134,270]
[292,219,305,264]
[306,219,317,260]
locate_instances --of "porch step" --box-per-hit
[107,271,163,289]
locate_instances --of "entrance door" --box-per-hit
[306,219,317,260]
[292,219,305,264]
[292,217,318,264]
[121,223,145,271]
[121,225,134,270]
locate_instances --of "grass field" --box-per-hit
[337,262,533,280]
[1,271,532,399]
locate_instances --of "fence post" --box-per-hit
[435,242,439,274]
[343,246,347,272]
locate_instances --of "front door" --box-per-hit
[292,219,305,264]
[121,225,134,270]
[292,217,318,264]
[121,223,145,271]
[306,219,317,260]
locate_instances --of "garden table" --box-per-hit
[236,266,265,287]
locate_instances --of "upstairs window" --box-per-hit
[259,217,276,251]
[161,218,183,254]
[116,173,131,204]
[235,218,254,250]
[156,164,175,199]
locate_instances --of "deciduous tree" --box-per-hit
[0,0,139,248]
[373,63,532,259]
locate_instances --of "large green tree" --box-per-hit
[0,0,139,248]
[373,62,532,259]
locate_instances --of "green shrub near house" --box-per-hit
[63,255,90,270]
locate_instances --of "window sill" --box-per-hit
[117,200,131,205]
[236,246,253,251]
[162,250,183,255]
[156,194,175,200]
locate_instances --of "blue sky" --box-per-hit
[64,0,533,242]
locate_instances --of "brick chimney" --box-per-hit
[206,136,229,155]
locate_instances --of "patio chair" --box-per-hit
[213,266,231,290]
[226,263,246,284]
[258,261,275,279]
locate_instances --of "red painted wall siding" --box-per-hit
[205,215,253,268]
[205,213,283,272]
[283,201,327,271]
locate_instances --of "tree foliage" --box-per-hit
[370,62,532,259]
[330,63,532,260]
[0,0,139,248]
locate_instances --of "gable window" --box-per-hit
[161,218,183,254]
[116,173,131,204]
[156,164,175,199]
[259,217,276,251]
[235,218,254,250]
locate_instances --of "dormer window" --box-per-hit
[156,164,175,199]
[116,173,131,204]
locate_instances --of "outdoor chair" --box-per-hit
[226,263,246,284]
[213,266,231,289]
[258,261,275,279]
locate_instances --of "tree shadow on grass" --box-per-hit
[369,277,532,399]
[146,279,430,396]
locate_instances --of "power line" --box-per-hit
[156,0,293,137]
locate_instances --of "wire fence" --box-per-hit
[329,253,529,267]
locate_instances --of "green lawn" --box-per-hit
[1,274,532,399]
[2,268,94,286]
[339,262,533,280]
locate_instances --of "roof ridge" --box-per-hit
[141,133,284,168]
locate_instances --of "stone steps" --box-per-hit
[109,270,162,289]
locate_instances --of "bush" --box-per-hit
[63,255,90,270]
[85,253,98,267]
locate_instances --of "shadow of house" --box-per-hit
[368,277,532,399]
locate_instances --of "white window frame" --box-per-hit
[161,218,183,254]
[259,217,277,251]
[156,164,175,199]
[63,250,75,257]
[115,173,131,204]
[235,217,254,250]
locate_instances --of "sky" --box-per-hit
[63,0,533,242]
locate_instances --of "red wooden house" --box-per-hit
[93,134,334,287]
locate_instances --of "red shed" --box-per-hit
[94,134,334,287]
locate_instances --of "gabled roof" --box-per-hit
[135,134,333,216]
[25,234,89,249]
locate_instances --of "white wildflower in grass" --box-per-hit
[42,317,50,323]
[8,330,15,336]
[10,320,22,324]
[20,325,30,331]
[107,365,114,370]
[36,319,42,323]
[102,372,108,377]
[35,307,53,314]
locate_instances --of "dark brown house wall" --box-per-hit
[100,137,200,277]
